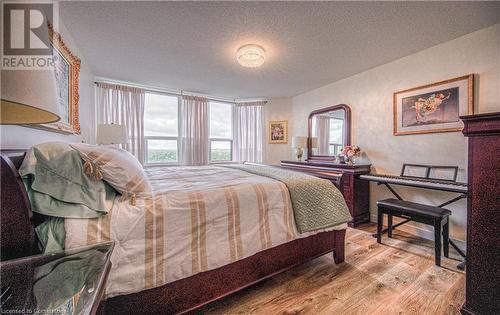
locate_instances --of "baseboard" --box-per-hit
[369,213,466,249]
[370,213,435,239]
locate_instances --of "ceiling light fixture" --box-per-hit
[236,44,266,68]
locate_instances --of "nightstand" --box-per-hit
[0,242,114,315]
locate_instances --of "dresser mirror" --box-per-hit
[308,104,351,161]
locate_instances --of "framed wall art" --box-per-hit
[393,74,473,136]
[36,24,81,134]
[268,120,288,144]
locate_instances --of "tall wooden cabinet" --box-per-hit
[280,160,371,227]
[461,112,500,315]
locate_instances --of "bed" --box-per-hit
[0,147,349,314]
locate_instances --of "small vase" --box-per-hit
[346,156,353,165]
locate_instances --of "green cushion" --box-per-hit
[19,142,116,218]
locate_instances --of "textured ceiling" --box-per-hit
[60,1,500,99]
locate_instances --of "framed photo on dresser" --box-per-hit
[393,74,474,136]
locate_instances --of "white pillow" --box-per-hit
[70,143,151,205]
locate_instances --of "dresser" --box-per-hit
[461,112,500,315]
[281,160,371,227]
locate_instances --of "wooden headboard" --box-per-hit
[0,150,38,261]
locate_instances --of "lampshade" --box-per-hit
[1,69,60,124]
[96,124,128,144]
[292,136,308,148]
[310,137,319,148]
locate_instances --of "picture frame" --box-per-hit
[393,74,473,136]
[34,24,81,134]
[268,120,288,144]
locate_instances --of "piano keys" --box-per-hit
[360,174,467,193]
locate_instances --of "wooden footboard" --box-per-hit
[102,229,345,315]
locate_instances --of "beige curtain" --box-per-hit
[315,115,330,155]
[179,95,209,166]
[96,83,145,164]
[233,101,266,163]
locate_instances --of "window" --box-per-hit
[144,93,179,164]
[209,101,233,162]
[328,118,344,156]
[143,96,233,165]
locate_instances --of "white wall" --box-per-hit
[292,24,500,241]
[0,21,95,149]
[264,97,294,165]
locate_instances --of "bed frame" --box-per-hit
[0,150,346,314]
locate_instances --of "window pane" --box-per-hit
[329,144,342,156]
[210,102,232,139]
[329,145,335,156]
[147,139,177,163]
[329,118,344,144]
[145,93,178,137]
[211,140,232,162]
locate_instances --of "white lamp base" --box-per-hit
[295,147,304,161]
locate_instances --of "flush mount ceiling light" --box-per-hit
[236,44,266,68]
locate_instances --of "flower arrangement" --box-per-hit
[341,145,361,164]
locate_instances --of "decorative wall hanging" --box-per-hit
[38,24,81,134]
[268,120,288,144]
[393,74,473,136]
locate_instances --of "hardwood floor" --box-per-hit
[195,224,465,315]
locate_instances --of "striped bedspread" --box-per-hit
[65,166,346,298]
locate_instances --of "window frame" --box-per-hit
[209,101,234,164]
[144,136,180,166]
[143,92,181,167]
[209,138,234,163]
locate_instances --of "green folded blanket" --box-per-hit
[35,217,66,253]
[19,142,116,219]
[222,164,352,233]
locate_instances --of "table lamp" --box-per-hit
[1,70,60,124]
[96,124,128,145]
[292,136,308,161]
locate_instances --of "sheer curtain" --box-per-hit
[179,95,209,166]
[96,83,145,164]
[233,101,266,163]
[315,115,330,155]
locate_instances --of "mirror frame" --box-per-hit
[307,104,351,161]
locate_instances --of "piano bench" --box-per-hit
[376,198,452,266]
